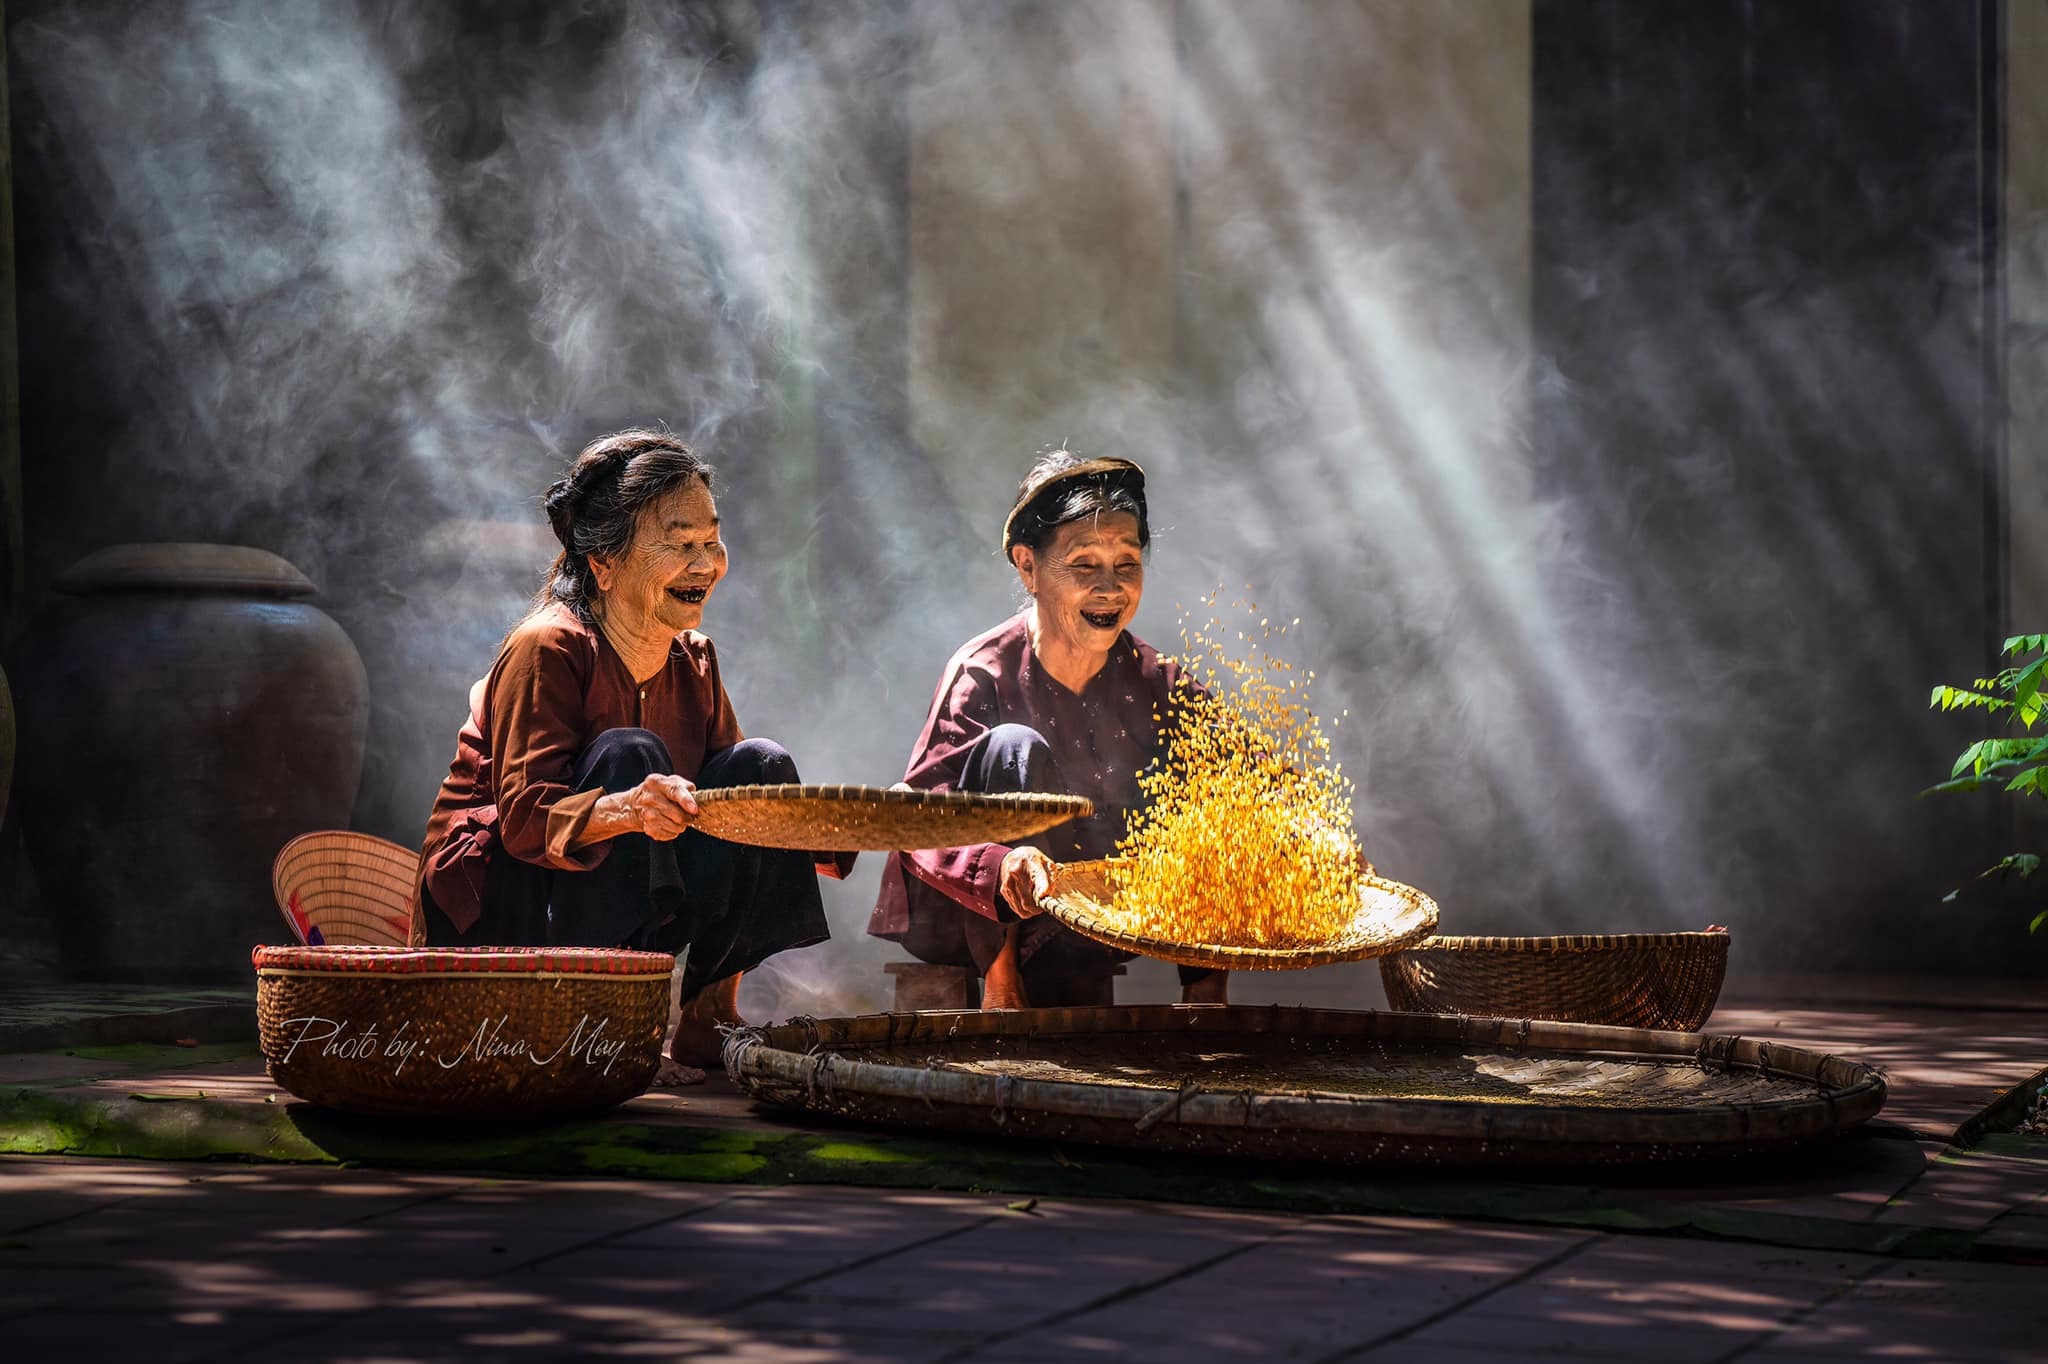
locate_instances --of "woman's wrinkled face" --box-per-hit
[1012,511,1145,652]
[594,479,728,634]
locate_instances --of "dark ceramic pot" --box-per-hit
[11,544,369,981]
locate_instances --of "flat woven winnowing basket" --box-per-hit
[253,944,672,1118]
[691,784,1091,851]
[271,830,419,947]
[1379,932,1731,1032]
[1041,858,1440,970]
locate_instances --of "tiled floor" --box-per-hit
[2,1157,2038,1363]
[3,988,2043,1359]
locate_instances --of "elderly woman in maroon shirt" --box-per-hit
[413,429,850,1080]
[868,450,1228,1010]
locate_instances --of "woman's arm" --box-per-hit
[899,664,1019,921]
[488,620,697,865]
[571,776,700,849]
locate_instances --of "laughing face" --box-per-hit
[1012,510,1146,656]
[593,479,727,637]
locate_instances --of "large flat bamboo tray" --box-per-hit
[724,1005,1886,1166]
[1039,859,1439,970]
[691,784,1091,851]
[254,945,672,1119]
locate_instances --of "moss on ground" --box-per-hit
[0,1080,2010,1262]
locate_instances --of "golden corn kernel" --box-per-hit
[1106,598,1362,950]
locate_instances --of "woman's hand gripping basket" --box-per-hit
[252,945,673,1118]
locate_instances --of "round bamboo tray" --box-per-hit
[692,784,1091,851]
[1379,933,1730,1032]
[724,1004,1885,1166]
[254,945,672,1119]
[271,830,419,947]
[1039,859,1439,970]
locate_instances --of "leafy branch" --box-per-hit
[1925,634,2048,933]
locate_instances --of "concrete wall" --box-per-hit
[905,0,1533,1005]
[2013,1,2048,628]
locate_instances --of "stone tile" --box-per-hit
[1,1307,319,1364]
[981,1218,1589,1361]
[236,1308,581,1363]
[564,1323,922,1363]
[603,1184,994,1258]
[545,1187,1001,1311]
[1742,1260,2046,1363]
[0,1156,253,1235]
[1341,1238,1882,1364]
[1975,1209,2048,1255]
[0,1263,157,1320]
[17,1171,482,1259]
[1356,1346,1587,1364]
[1874,1144,2048,1231]
[725,1196,1280,1346]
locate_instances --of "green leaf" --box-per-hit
[1922,776,1986,797]
[2030,908,2048,934]
[2003,634,2048,656]
[1949,738,2039,778]
[1979,853,2043,880]
[2011,656,2048,710]
[1930,685,2011,715]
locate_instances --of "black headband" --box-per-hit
[1001,457,1149,551]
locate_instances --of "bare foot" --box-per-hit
[981,973,1031,1010]
[669,971,743,1068]
[652,1057,707,1087]
[1180,971,1229,1006]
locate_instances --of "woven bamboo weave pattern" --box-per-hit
[858,1036,1816,1109]
[1379,933,1730,1032]
[1041,859,1439,970]
[254,945,670,1118]
[271,831,420,947]
[691,783,1091,851]
[724,1004,1885,1166]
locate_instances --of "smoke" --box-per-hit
[9,0,2033,1006]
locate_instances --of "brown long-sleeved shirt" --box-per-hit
[867,612,1191,939]
[414,603,743,936]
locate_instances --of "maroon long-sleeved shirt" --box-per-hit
[412,603,747,938]
[867,612,1190,939]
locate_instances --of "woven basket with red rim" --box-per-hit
[253,944,673,1118]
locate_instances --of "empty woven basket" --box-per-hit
[272,831,420,947]
[254,944,671,1118]
[1379,932,1730,1033]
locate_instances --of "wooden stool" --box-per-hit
[882,961,1128,1011]
[884,961,979,1011]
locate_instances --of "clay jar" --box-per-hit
[11,544,369,981]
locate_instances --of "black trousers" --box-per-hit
[422,730,830,1000]
[898,722,1217,993]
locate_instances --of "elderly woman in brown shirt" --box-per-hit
[413,429,849,1080]
[869,449,1229,1010]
